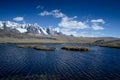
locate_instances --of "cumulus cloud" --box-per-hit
[92,23,104,30]
[74,31,104,37]
[39,9,106,36]
[91,19,105,30]
[13,17,24,21]
[54,27,104,37]
[40,11,51,16]
[54,27,78,36]
[58,17,89,29]
[91,19,105,24]
[39,9,65,18]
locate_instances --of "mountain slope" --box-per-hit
[0,21,64,36]
[0,21,120,44]
[0,29,120,44]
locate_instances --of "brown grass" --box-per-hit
[94,43,120,49]
[33,46,55,51]
[17,45,56,51]
[61,46,90,51]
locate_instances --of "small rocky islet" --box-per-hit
[61,46,90,51]
[17,45,90,51]
[17,45,56,51]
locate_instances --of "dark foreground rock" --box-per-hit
[61,46,90,51]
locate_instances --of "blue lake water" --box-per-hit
[0,44,120,80]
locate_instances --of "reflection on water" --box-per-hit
[0,44,120,80]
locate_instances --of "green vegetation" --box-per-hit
[61,46,90,51]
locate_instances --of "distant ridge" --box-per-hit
[0,28,120,44]
[0,21,120,44]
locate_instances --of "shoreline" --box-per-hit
[0,42,120,49]
[0,37,120,49]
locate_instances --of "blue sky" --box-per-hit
[0,0,120,37]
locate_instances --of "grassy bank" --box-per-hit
[93,43,120,49]
[0,37,119,44]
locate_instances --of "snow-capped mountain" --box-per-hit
[0,21,64,36]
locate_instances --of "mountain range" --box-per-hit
[0,21,120,44]
[0,21,64,36]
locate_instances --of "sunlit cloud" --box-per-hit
[92,23,104,30]
[39,9,105,36]
[13,17,24,21]
[39,9,65,18]
[91,19,105,24]
[58,17,89,29]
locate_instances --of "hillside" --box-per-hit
[0,29,120,44]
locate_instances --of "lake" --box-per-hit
[0,44,120,80]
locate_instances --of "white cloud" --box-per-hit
[36,5,44,9]
[13,17,24,21]
[91,19,105,30]
[75,31,104,37]
[54,27,60,32]
[58,17,89,29]
[39,9,106,36]
[54,27,78,36]
[39,9,65,18]
[91,19,105,24]
[40,11,52,16]
[54,27,104,37]
[92,24,104,30]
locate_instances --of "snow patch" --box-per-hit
[16,28,27,33]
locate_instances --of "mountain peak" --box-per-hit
[0,21,65,36]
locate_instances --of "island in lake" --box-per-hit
[0,0,120,80]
